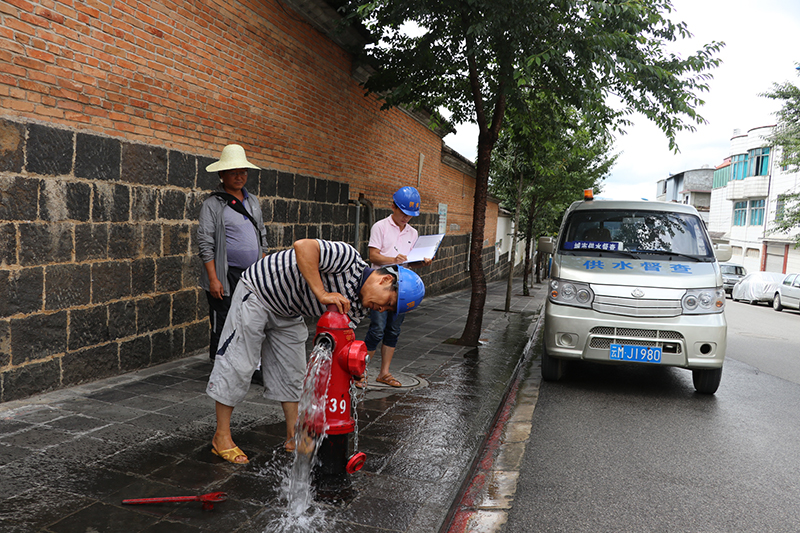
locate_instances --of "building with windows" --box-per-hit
[655,168,714,221]
[709,125,800,273]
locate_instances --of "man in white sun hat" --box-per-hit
[198,144,267,364]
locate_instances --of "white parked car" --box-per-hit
[731,271,785,305]
[772,273,800,311]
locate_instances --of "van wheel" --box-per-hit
[773,294,783,311]
[541,344,565,382]
[692,367,722,394]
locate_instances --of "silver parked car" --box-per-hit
[731,271,785,305]
[720,263,746,297]
[773,273,800,311]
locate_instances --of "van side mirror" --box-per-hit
[538,236,554,254]
[714,244,732,262]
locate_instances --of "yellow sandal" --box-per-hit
[212,445,249,464]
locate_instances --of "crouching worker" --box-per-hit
[206,239,425,463]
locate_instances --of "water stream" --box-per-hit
[262,340,369,532]
[263,343,335,532]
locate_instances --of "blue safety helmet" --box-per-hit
[395,265,425,313]
[392,186,421,217]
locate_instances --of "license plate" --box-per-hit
[609,343,662,363]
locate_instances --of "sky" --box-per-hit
[441,0,800,201]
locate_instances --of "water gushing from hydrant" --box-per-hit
[286,342,332,516]
[263,343,333,532]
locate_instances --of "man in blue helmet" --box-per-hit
[361,186,431,388]
[206,238,424,463]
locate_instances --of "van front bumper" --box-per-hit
[543,300,726,370]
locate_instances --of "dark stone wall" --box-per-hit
[0,118,517,402]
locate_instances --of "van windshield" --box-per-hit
[560,208,715,261]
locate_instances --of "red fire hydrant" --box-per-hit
[309,305,369,501]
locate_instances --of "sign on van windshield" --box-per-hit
[564,241,623,251]
[561,209,714,261]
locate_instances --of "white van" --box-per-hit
[539,196,731,394]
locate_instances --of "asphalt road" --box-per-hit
[501,301,800,533]
[724,297,800,384]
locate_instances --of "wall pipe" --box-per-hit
[351,193,374,258]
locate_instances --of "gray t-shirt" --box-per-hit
[223,190,260,269]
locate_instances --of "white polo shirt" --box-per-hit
[368,215,419,267]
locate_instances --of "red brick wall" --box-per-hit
[1,0,477,222]
[0,0,509,401]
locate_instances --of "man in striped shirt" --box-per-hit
[207,238,424,463]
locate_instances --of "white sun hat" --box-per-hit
[205,144,260,172]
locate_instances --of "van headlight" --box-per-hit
[682,288,725,314]
[549,279,593,308]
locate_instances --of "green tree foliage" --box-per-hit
[771,191,800,243]
[764,68,800,241]
[342,0,722,345]
[764,68,800,171]
[489,93,617,296]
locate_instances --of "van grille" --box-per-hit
[593,295,682,318]
[589,326,684,353]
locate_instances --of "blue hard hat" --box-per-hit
[396,265,425,313]
[392,186,421,217]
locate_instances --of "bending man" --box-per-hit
[206,239,425,463]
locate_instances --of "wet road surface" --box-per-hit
[502,345,800,532]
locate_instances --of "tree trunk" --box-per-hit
[456,55,506,345]
[456,135,494,346]
[522,234,531,296]
[504,171,524,311]
[522,193,536,296]
[526,195,543,284]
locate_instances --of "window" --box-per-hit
[749,199,765,226]
[748,147,770,176]
[713,165,731,189]
[733,201,747,226]
[731,154,748,180]
[561,209,713,258]
[776,195,786,221]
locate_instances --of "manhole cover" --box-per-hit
[361,368,426,389]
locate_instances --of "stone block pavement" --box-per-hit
[0,278,546,533]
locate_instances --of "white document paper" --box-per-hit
[405,233,444,263]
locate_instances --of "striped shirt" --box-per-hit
[241,240,369,325]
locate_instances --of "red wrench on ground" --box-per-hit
[122,491,228,511]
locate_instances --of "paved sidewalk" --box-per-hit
[0,278,545,533]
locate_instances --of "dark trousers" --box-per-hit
[206,266,245,360]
